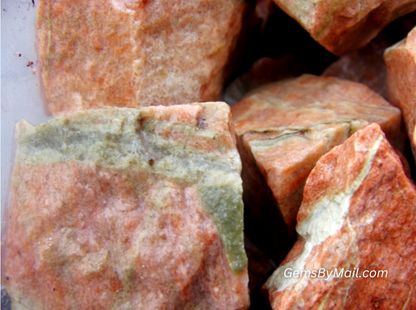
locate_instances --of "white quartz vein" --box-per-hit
[266,133,383,293]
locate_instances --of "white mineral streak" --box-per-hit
[281,0,316,29]
[267,133,383,292]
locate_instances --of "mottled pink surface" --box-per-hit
[37,0,247,116]
[385,26,416,164]
[232,75,403,260]
[265,124,416,309]
[5,104,249,310]
[272,0,416,55]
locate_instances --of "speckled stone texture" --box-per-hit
[385,26,416,164]
[37,0,247,116]
[271,0,416,55]
[231,75,403,262]
[5,103,249,310]
[265,123,416,310]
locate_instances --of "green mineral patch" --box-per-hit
[199,186,247,274]
[15,106,246,273]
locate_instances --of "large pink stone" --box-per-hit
[5,103,249,310]
[37,0,247,116]
[385,26,416,164]
[271,0,416,55]
[231,75,403,262]
[265,123,416,309]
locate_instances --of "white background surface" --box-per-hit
[1,0,52,284]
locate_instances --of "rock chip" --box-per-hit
[5,103,249,310]
[385,26,416,164]
[231,75,403,262]
[271,0,416,55]
[37,0,247,116]
[265,123,416,309]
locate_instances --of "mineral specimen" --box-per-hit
[5,103,249,310]
[271,0,416,55]
[385,26,416,164]
[37,0,247,116]
[265,123,416,309]
[231,75,403,262]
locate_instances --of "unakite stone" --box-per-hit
[6,103,249,310]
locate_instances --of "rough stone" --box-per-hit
[37,0,247,116]
[5,103,249,310]
[231,75,403,262]
[271,0,416,55]
[265,123,416,309]
[385,26,416,164]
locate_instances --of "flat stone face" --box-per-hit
[5,103,249,310]
[231,75,403,261]
[385,26,416,164]
[272,0,416,55]
[37,0,246,116]
[265,123,416,309]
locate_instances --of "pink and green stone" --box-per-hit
[5,103,250,310]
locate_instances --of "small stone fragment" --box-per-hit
[231,75,403,262]
[271,0,416,55]
[385,26,416,164]
[5,103,249,310]
[37,0,247,116]
[265,123,416,309]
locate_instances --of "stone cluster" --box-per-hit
[231,74,403,261]
[265,124,416,309]
[3,1,416,309]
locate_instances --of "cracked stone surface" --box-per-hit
[5,103,249,310]
[37,0,247,116]
[385,26,416,164]
[265,123,416,310]
[271,0,416,55]
[231,75,403,262]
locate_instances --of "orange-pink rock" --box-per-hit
[5,103,249,310]
[37,0,247,116]
[271,0,416,55]
[385,26,416,164]
[231,75,403,262]
[265,123,416,309]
